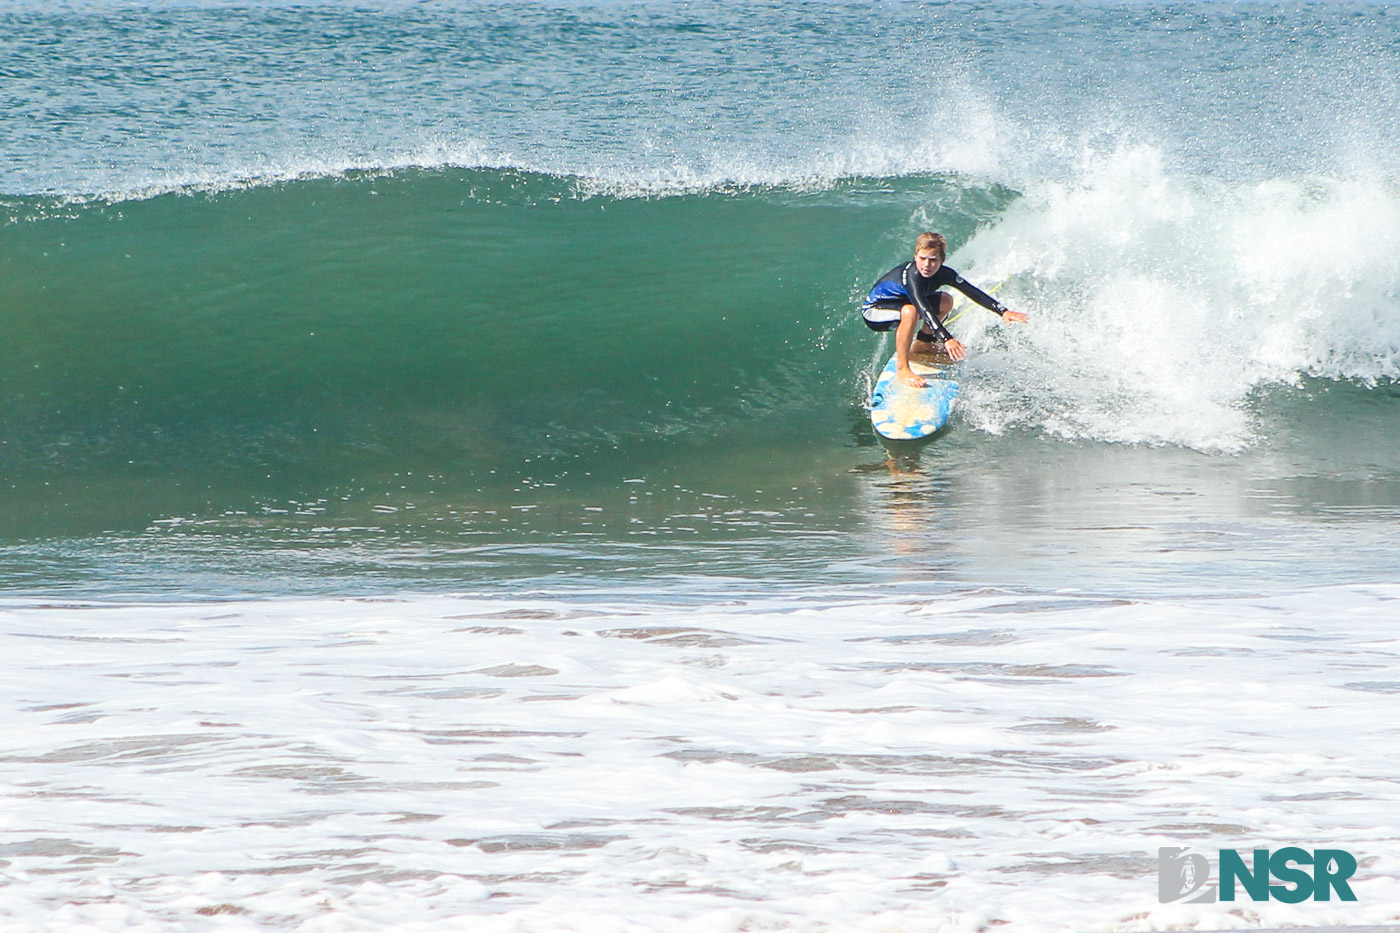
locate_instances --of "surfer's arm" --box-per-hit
[947,272,1008,316]
[920,309,955,341]
[945,269,1028,323]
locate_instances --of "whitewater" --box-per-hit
[7,586,1400,932]
[4,1,1400,930]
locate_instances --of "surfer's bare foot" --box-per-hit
[896,367,927,388]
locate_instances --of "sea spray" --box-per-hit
[957,145,1400,450]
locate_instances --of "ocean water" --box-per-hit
[4,1,1400,930]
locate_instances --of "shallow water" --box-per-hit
[6,587,1400,931]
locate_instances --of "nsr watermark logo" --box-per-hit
[1159,847,1358,904]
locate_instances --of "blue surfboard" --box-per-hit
[869,355,960,440]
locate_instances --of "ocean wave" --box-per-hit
[3,167,998,475]
[3,157,1398,481]
[952,145,1400,451]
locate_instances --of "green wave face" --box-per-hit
[0,169,1013,516]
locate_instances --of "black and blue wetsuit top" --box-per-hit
[866,261,1007,340]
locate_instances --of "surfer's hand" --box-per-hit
[1002,310,1029,324]
[945,338,968,361]
[896,367,927,388]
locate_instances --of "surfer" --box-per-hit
[861,232,1028,386]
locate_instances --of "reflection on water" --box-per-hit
[858,429,1400,596]
[4,418,1400,598]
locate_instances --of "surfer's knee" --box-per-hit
[936,292,953,319]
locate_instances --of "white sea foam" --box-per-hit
[4,587,1400,931]
[952,145,1400,451]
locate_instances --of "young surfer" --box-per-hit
[862,232,1028,387]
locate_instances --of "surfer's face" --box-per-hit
[914,250,943,277]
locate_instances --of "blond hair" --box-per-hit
[914,231,946,261]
